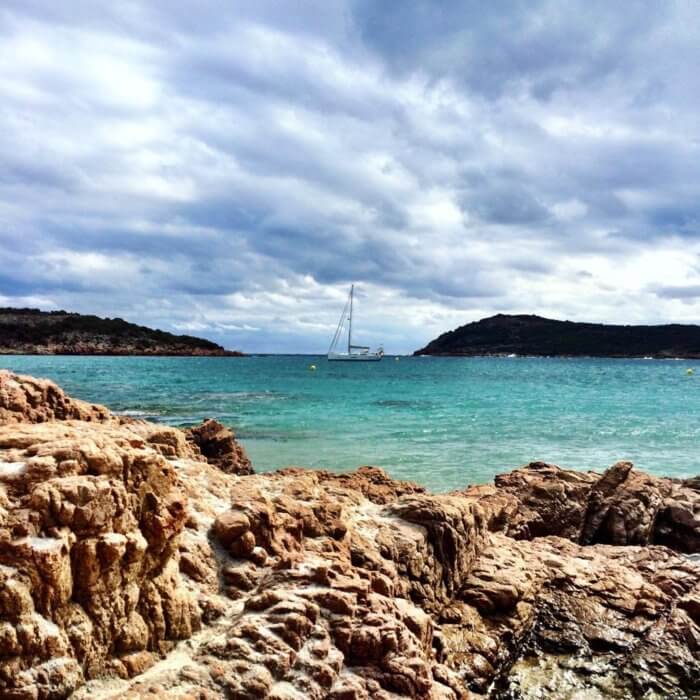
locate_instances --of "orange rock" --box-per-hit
[1,373,699,700]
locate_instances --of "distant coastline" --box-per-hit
[415,313,700,359]
[0,308,244,357]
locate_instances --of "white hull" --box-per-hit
[328,352,382,362]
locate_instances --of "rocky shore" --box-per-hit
[0,370,698,699]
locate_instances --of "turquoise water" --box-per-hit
[2,355,699,491]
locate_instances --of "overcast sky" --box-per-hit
[1,1,700,352]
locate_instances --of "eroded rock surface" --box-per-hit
[0,369,110,424]
[186,419,253,475]
[492,459,700,552]
[0,371,698,699]
[0,419,202,697]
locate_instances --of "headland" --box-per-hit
[415,313,700,358]
[0,308,243,356]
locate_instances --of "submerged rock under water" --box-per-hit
[0,369,698,699]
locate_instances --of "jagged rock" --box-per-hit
[314,465,426,504]
[0,373,698,699]
[186,418,253,475]
[0,369,110,424]
[494,460,700,553]
[492,461,597,539]
[449,535,700,697]
[100,462,699,700]
[0,396,202,697]
[581,460,668,545]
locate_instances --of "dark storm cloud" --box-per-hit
[351,0,668,98]
[1,0,700,352]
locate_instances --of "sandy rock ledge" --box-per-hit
[0,370,698,699]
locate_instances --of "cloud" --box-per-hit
[1,1,700,352]
[653,285,700,301]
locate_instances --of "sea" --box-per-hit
[2,355,699,492]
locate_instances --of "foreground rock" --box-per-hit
[0,370,111,424]
[490,459,700,552]
[0,371,698,699]
[186,419,253,476]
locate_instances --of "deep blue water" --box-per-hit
[2,355,699,491]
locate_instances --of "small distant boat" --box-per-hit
[328,285,384,361]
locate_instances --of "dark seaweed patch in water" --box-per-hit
[373,399,433,409]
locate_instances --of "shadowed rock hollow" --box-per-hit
[0,370,698,699]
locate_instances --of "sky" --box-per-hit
[1,1,700,353]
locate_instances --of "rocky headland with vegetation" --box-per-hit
[0,308,243,356]
[415,313,700,358]
[0,369,698,699]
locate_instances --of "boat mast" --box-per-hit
[348,285,353,354]
[328,293,349,355]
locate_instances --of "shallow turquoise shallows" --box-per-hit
[2,355,699,491]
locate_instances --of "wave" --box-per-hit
[115,409,163,417]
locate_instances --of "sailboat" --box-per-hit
[328,285,384,361]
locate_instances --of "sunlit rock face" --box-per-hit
[0,377,202,697]
[491,459,700,553]
[0,369,111,424]
[0,371,698,699]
